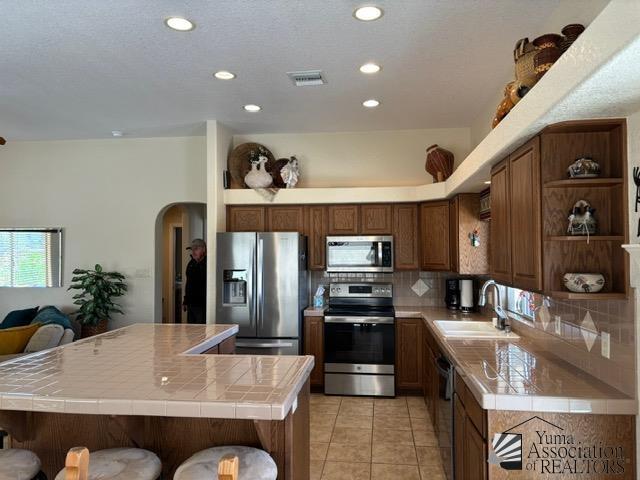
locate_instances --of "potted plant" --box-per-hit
[68,264,127,337]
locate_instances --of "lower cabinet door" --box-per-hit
[304,317,324,387]
[395,318,423,391]
[453,394,465,479]
[464,416,487,480]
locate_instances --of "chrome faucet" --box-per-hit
[478,279,509,331]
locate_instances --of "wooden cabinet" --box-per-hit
[306,206,328,270]
[361,204,392,234]
[420,201,450,271]
[509,138,542,291]
[328,205,360,235]
[304,316,324,387]
[453,394,465,478]
[393,203,420,270]
[266,206,305,232]
[489,159,512,284]
[450,194,490,275]
[454,376,488,480]
[227,206,265,232]
[464,415,487,480]
[422,326,439,430]
[395,318,423,391]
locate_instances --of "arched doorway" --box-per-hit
[156,202,206,323]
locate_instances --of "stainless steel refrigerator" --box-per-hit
[216,232,308,355]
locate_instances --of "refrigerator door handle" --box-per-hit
[236,341,295,349]
[257,237,264,331]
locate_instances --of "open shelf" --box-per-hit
[544,178,623,188]
[539,119,628,299]
[545,291,628,301]
[546,235,625,242]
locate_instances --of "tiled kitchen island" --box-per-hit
[0,324,314,479]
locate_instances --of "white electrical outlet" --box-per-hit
[601,331,610,359]
[554,315,562,335]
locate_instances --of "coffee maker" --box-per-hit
[445,278,460,310]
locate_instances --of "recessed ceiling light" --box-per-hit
[214,70,236,80]
[164,17,195,31]
[359,63,381,74]
[111,130,124,137]
[484,180,492,185]
[243,104,262,112]
[354,6,383,21]
[362,99,380,108]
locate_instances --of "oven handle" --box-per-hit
[324,316,394,324]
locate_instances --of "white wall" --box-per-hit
[0,136,206,329]
[233,128,471,188]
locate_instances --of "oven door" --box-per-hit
[323,316,395,372]
[326,236,393,273]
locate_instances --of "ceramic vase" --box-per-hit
[533,34,562,78]
[425,144,454,182]
[244,157,273,189]
[563,273,605,293]
[560,24,585,53]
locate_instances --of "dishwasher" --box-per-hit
[436,355,454,480]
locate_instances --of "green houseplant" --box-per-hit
[68,264,127,337]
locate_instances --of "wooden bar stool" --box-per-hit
[173,446,277,480]
[0,448,44,480]
[54,447,162,480]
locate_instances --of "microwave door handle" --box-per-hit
[378,241,383,266]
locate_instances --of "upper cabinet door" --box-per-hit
[227,206,265,232]
[361,204,392,234]
[449,197,459,273]
[328,205,360,235]
[489,160,512,284]
[393,204,420,270]
[266,206,305,232]
[509,137,542,291]
[306,206,328,270]
[420,201,450,271]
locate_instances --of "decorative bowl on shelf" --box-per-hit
[563,273,605,293]
[567,157,600,178]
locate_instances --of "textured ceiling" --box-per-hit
[0,0,608,140]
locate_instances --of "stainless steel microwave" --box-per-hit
[326,236,393,273]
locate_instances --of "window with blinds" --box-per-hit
[0,229,62,287]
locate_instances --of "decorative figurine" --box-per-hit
[244,150,273,189]
[280,156,300,188]
[469,229,481,247]
[567,157,600,178]
[567,200,597,236]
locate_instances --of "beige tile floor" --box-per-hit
[309,394,447,480]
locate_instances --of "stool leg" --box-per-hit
[64,447,90,480]
[218,455,239,480]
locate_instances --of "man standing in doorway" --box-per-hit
[183,238,207,324]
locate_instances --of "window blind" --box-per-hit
[0,229,62,287]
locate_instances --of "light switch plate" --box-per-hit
[601,331,610,359]
[554,316,562,335]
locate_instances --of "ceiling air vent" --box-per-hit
[287,70,326,86]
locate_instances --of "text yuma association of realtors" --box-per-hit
[525,430,626,475]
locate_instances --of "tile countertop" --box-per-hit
[397,307,637,415]
[0,324,314,421]
[303,307,328,317]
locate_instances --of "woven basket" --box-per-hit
[514,38,537,83]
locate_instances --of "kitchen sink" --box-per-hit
[433,320,520,339]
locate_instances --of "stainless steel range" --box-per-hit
[323,282,395,397]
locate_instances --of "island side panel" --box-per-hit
[255,378,310,480]
[487,410,635,480]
